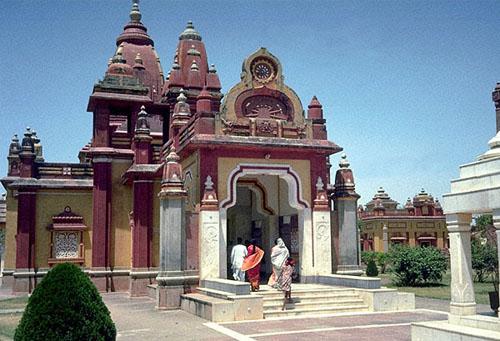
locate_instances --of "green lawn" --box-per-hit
[379,271,495,305]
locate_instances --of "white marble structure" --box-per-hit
[412,83,500,340]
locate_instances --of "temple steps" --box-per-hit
[254,286,369,318]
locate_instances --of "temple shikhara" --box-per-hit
[1,1,370,313]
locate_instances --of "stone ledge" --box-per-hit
[411,320,500,341]
[201,278,250,295]
[315,274,381,289]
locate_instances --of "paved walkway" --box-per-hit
[206,310,448,340]
[0,290,493,340]
[103,293,457,340]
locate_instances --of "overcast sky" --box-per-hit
[1,0,499,205]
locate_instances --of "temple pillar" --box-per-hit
[14,188,36,294]
[199,176,221,279]
[129,106,154,296]
[90,156,112,292]
[332,154,362,275]
[129,179,153,296]
[156,148,196,309]
[382,224,389,252]
[446,213,476,316]
[312,177,332,275]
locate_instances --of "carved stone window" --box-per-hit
[47,206,86,266]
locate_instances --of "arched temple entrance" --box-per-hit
[226,176,301,279]
[199,163,322,281]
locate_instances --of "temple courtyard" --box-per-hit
[0,289,493,340]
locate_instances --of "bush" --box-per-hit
[376,252,390,274]
[361,251,378,265]
[14,263,116,341]
[471,239,498,283]
[366,259,379,277]
[389,245,447,286]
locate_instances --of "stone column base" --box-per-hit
[89,268,111,292]
[129,270,157,297]
[449,302,476,316]
[156,285,184,310]
[13,276,34,294]
[336,265,364,276]
[155,270,199,309]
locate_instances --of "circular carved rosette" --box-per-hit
[251,58,276,84]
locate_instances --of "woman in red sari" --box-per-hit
[241,240,265,291]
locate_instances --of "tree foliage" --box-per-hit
[471,238,498,283]
[389,245,447,286]
[474,214,493,232]
[361,251,378,265]
[14,263,116,341]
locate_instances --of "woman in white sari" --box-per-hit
[268,238,290,288]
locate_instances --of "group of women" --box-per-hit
[241,238,295,309]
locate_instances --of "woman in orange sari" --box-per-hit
[241,240,265,291]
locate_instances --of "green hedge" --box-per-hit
[389,245,447,286]
[14,263,116,341]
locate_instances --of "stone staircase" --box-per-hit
[254,284,369,318]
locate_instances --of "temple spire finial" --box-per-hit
[179,20,202,41]
[130,0,142,23]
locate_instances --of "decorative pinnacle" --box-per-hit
[24,127,32,137]
[31,129,40,143]
[179,20,202,41]
[316,177,325,191]
[130,0,141,23]
[339,153,350,168]
[209,64,217,73]
[166,147,180,162]
[138,105,147,117]
[204,175,214,190]
[12,134,18,143]
[172,62,180,70]
[177,89,187,103]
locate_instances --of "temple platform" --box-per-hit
[179,278,415,322]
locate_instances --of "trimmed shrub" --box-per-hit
[389,245,447,286]
[14,263,116,341]
[366,259,379,277]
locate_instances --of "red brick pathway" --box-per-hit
[206,310,448,340]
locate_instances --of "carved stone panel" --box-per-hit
[54,231,79,259]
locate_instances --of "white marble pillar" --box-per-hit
[299,208,314,280]
[493,209,500,318]
[312,210,332,274]
[446,213,476,316]
[199,175,223,279]
[199,209,221,279]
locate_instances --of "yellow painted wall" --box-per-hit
[217,158,311,207]
[35,190,93,268]
[361,218,448,252]
[111,161,133,269]
[4,190,18,269]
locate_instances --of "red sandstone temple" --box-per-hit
[1,1,362,308]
